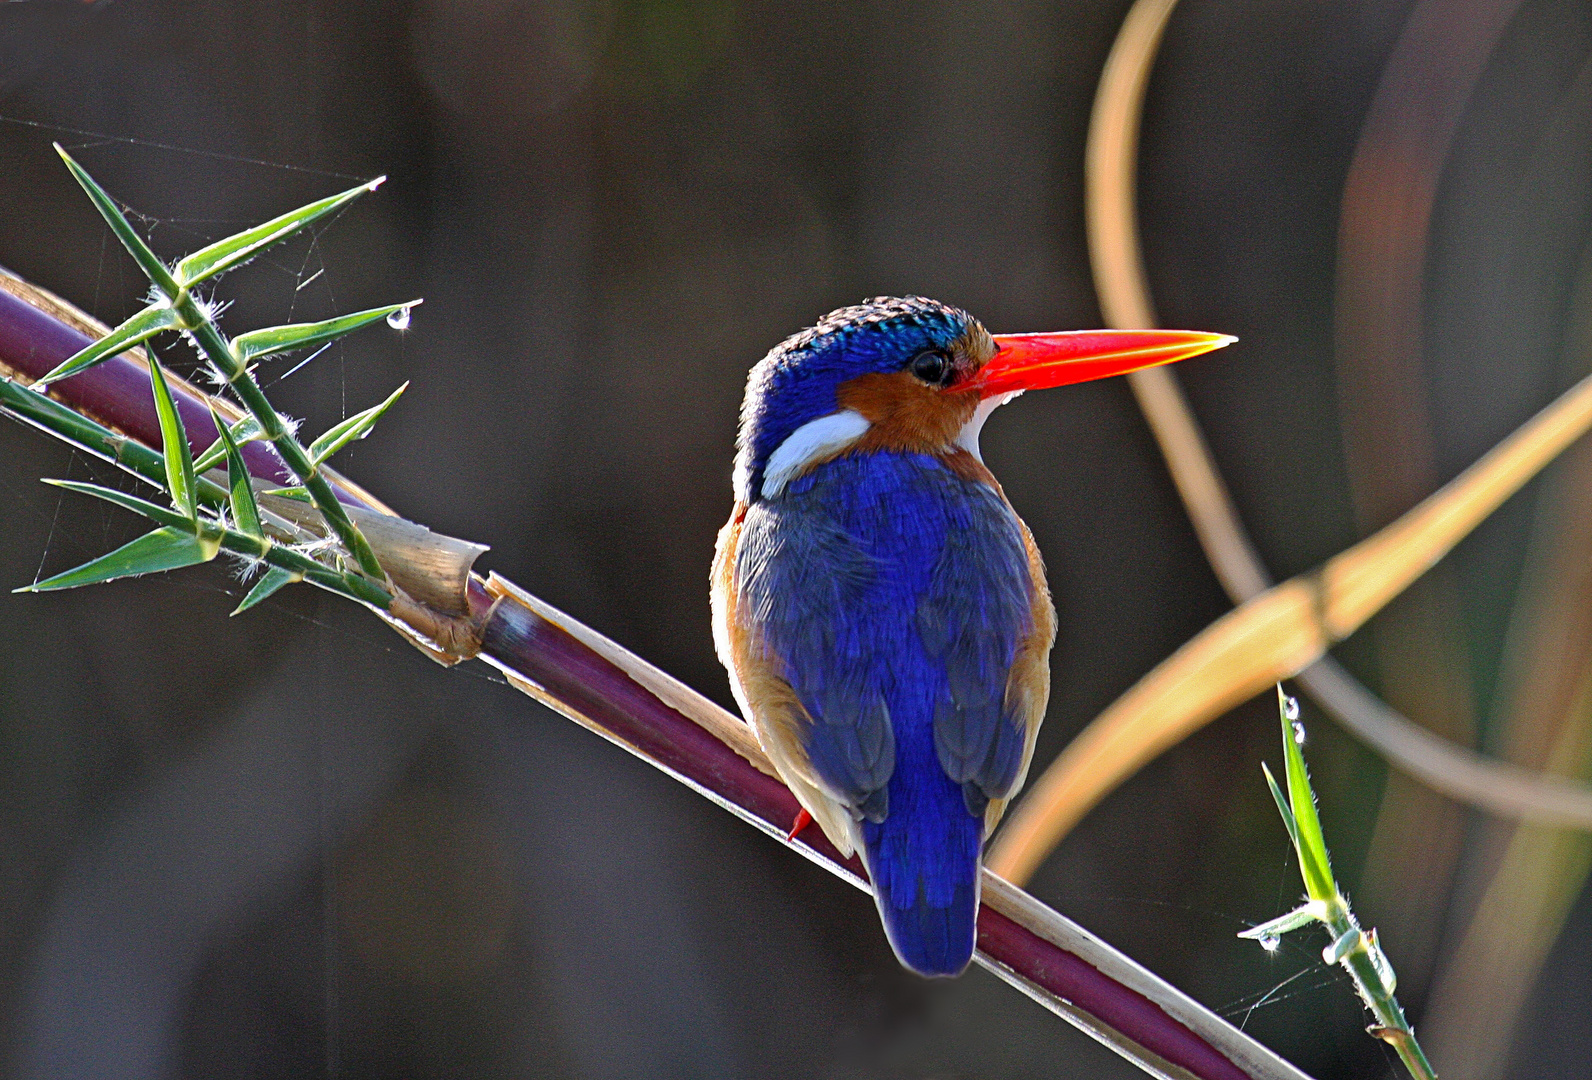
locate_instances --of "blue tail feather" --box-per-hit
[861,762,983,977]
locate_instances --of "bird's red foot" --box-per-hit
[786,808,813,843]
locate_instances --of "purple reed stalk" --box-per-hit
[0,273,1310,1080]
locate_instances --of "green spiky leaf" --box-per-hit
[206,402,261,537]
[308,382,408,465]
[55,145,181,297]
[18,526,214,592]
[147,354,196,519]
[174,177,384,287]
[193,415,264,474]
[35,303,180,386]
[231,302,420,363]
[1,378,231,508]
[43,478,198,532]
[233,565,299,614]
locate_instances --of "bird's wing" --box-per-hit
[978,515,1054,835]
[717,492,897,852]
[713,503,874,856]
[911,474,1045,830]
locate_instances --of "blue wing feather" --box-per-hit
[735,451,1032,974]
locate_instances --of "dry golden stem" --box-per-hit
[989,367,1592,884]
[991,0,1592,887]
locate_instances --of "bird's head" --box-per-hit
[733,295,1232,502]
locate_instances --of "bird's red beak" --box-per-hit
[961,329,1235,399]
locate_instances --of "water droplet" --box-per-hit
[1292,719,1307,746]
[1282,695,1300,721]
[1259,934,1280,953]
[386,306,411,330]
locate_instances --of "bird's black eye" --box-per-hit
[909,349,952,386]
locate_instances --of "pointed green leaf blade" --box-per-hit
[19,526,213,592]
[232,565,300,614]
[55,145,181,297]
[205,402,262,537]
[1277,687,1337,902]
[193,415,264,474]
[44,479,196,532]
[260,486,311,502]
[147,355,197,519]
[35,303,180,386]
[308,382,408,465]
[232,302,421,363]
[174,177,385,286]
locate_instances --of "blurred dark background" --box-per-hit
[3,0,1592,1077]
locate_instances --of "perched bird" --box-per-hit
[713,296,1231,976]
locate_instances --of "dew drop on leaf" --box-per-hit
[386,306,411,330]
[1282,694,1300,721]
[1292,720,1306,746]
[1259,934,1280,953]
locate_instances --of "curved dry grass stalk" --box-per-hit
[987,0,1592,886]
[1421,432,1592,1077]
[991,350,1592,884]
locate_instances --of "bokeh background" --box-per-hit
[3,0,1592,1077]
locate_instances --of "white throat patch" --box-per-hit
[955,391,1021,462]
[761,409,872,499]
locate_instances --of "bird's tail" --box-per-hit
[861,796,983,977]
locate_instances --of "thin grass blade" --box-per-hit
[147,354,196,519]
[18,526,214,592]
[192,415,264,474]
[174,178,384,286]
[54,145,182,297]
[232,303,420,363]
[206,402,261,536]
[308,382,408,465]
[35,303,179,386]
[1262,762,1302,853]
[43,479,197,532]
[233,565,299,614]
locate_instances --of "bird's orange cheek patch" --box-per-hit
[836,371,978,455]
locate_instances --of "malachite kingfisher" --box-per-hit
[713,296,1232,977]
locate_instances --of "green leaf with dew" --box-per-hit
[1277,686,1337,902]
[233,565,299,615]
[147,354,196,519]
[1237,903,1323,941]
[193,415,264,474]
[308,382,408,465]
[231,302,420,363]
[260,486,311,502]
[174,178,384,287]
[35,303,180,386]
[206,402,262,537]
[55,145,181,297]
[18,526,214,592]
